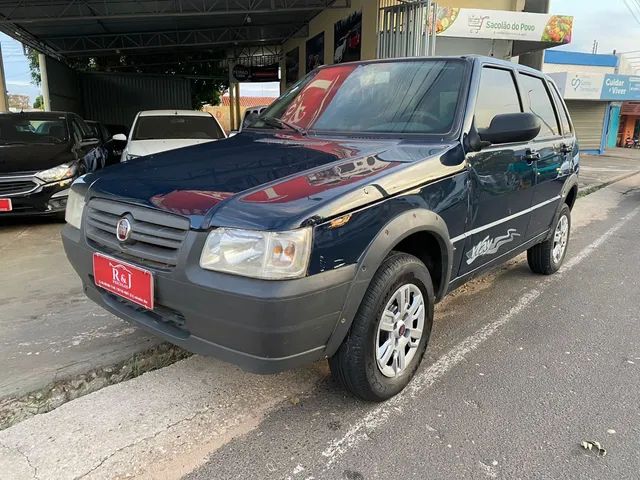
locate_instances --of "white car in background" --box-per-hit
[115,110,226,162]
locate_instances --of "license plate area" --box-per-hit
[92,253,154,310]
[0,198,12,212]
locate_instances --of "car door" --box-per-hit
[71,115,102,171]
[456,66,536,277]
[515,73,566,236]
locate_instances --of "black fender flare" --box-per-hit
[324,208,453,356]
[546,173,579,241]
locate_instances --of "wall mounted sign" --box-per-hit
[306,32,325,73]
[334,11,362,64]
[550,72,640,101]
[434,7,573,44]
[232,64,279,83]
[285,47,299,86]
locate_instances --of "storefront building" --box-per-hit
[279,0,573,92]
[545,51,622,154]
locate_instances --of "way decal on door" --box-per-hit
[466,229,521,265]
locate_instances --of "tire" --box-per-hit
[329,252,434,402]
[527,204,571,275]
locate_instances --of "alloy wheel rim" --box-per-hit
[376,283,425,378]
[552,215,569,264]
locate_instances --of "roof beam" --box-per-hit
[44,23,309,55]
[0,0,349,24]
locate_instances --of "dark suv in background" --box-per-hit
[0,111,104,219]
[62,56,578,401]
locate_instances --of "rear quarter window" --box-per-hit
[548,82,572,135]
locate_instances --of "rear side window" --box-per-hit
[548,82,572,134]
[475,67,522,131]
[517,73,560,139]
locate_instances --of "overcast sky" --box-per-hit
[1,1,640,103]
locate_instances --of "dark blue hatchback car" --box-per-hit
[62,56,578,401]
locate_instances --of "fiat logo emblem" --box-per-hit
[116,217,132,242]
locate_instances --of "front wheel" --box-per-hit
[329,253,434,402]
[527,204,571,275]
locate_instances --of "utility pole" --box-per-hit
[0,43,9,112]
[592,40,599,54]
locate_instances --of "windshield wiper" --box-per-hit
[261,116,307,136]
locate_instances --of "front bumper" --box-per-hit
[0,178,72,217]
[62,225,355,373]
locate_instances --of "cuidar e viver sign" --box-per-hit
[434,7,573,44]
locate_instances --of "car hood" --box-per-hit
[86,131,464,230]
[127,138,218,157]
[0,143,73,175]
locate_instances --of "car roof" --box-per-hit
[137,110,212,117]
[316,55,552,80]
[0,111,70,118]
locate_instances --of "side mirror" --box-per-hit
[112,133,127,142]
[478,113,541,145]
[79,137,100,148]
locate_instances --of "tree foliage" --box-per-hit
[33,95,44,109]
[25,47,41,86]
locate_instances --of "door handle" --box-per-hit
[524,149,540,163]
[559,143,573,154]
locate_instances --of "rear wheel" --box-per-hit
[329,253,434,402]
[527,204,571,275]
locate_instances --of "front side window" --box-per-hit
[133,115,225,140]
[251,60,467,135]
[518,73,560,139]
[475,67,522,131]
[0,115,69,145]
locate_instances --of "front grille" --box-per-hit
[0,178,38,196]
[85,198,190,269]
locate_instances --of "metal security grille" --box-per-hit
[85,198,190,270]
[377,0,433,59]
[565,100,607,151]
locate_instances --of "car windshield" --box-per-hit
[0,115,68,145]
[251,60,467,135]
[132,115,224,140]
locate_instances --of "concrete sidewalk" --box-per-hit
[579,147,640,189]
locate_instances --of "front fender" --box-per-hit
[324,208,453,356]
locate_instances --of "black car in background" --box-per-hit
[86,120,128,167]
[0,111,105,219]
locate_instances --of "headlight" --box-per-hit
[36,163,76,183]
[200,227,312,279]
[65,188,86,229]
[125,153,140,162]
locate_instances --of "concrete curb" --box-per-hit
[578,170,640,198]
[0,343,190,431]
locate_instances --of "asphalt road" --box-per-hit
[186,178,640,480]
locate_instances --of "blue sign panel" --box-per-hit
[600,74,640,100]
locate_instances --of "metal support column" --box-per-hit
[38,53,51,111]
[0,44,9,112]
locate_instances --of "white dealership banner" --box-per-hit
[434,7,573,44]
